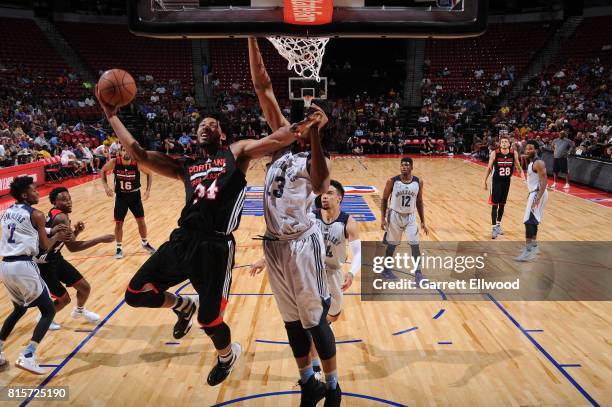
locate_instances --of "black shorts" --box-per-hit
[114,191,144,221]
[127,228,235,327]
[491,179,511,205]
[39,256,84,299]
[553,157,568,174]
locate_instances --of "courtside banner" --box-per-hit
[284,0,333,25]
[359,241,612,301]
[0,161,46,197]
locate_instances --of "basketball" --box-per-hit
[96,69,136,107]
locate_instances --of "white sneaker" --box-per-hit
[36,313,61,331]
[549,183,557,189]
[497,224,504,235]
[71,308,100,322]
[141,242,157,255]
[514,247,529,262]
[15,353,46,375]
[0,351,6,366]
[114,247,124,259]
[563,183,570,189]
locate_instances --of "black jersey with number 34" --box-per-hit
[492,149,515,182]
[114,157,141,193]
[178,146,247,235]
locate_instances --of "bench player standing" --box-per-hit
[38,187,115,330]
[249,37,341,407]
[484,134,524,239]
[101,145,156,258]
[0,177,70,374]
[380,157,428,281]
[96,83,315,386]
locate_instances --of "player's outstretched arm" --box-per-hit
[51,213,114,252]
[416,178,428,235]
[95,87,182,180]
[232,114,321,171]
[248,38,290,132]
[484,150,496,190]
[380,178,393,230]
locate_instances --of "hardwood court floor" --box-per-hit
[0,156,610,406]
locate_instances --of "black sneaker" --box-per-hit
[207,342,242,386]
[299,374,326,407]
[172,296,197,339]
[142,242,156,254]
[114,248,123,259]
[381,268,398,280]
[323,384,342,407]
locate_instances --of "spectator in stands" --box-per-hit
[33,131,49,149]
[60,144,84,174]
[94,143,110,170]
[178,131,193,154]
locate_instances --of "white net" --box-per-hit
[267,36,329,82]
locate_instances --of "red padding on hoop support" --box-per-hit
[283,0,333,26]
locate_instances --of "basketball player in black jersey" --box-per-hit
[38,187,114,329]
[484,134,524,239]
[101,145,156,258]
[96,85,318,386]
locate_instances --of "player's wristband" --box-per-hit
[45,227,52,235]
[348,240,361,277]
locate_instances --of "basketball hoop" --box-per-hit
[303,95,314,108]
[267,36,329,82]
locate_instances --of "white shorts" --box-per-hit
[523,190,548,224]
[384,210,419,245]
[264,227,330,329]
[0,259,48,306]
[326,268,344,317]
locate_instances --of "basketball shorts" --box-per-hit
[326,267,344,317]
[39,256,84,299]
[263,226,330,329]
[490,179,511,205]
[523,190,549,225]
[1,258,48,307]
[553,157,568,174]
[384,210,419,245]
[128,228,234,327]
[114,191,144,221]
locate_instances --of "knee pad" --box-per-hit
[525,223,538,239]
[284,320,311,359]
[124,286,165,308]
[307,321,336,360]
[203,322,231,350]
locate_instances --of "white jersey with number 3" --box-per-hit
[0,204,39,257]
[388,175,420,215]
[264,148,315,240]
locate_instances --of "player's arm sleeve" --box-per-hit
[347,216,361,277]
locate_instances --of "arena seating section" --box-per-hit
[559,15,612,66]
[209,39,290,100]
[56,22,193,90]
[425,21,561,94]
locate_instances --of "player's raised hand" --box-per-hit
[308,103,329,130]
[249,258,266,276]
[95,84,119,118]
[341,272,354,291]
